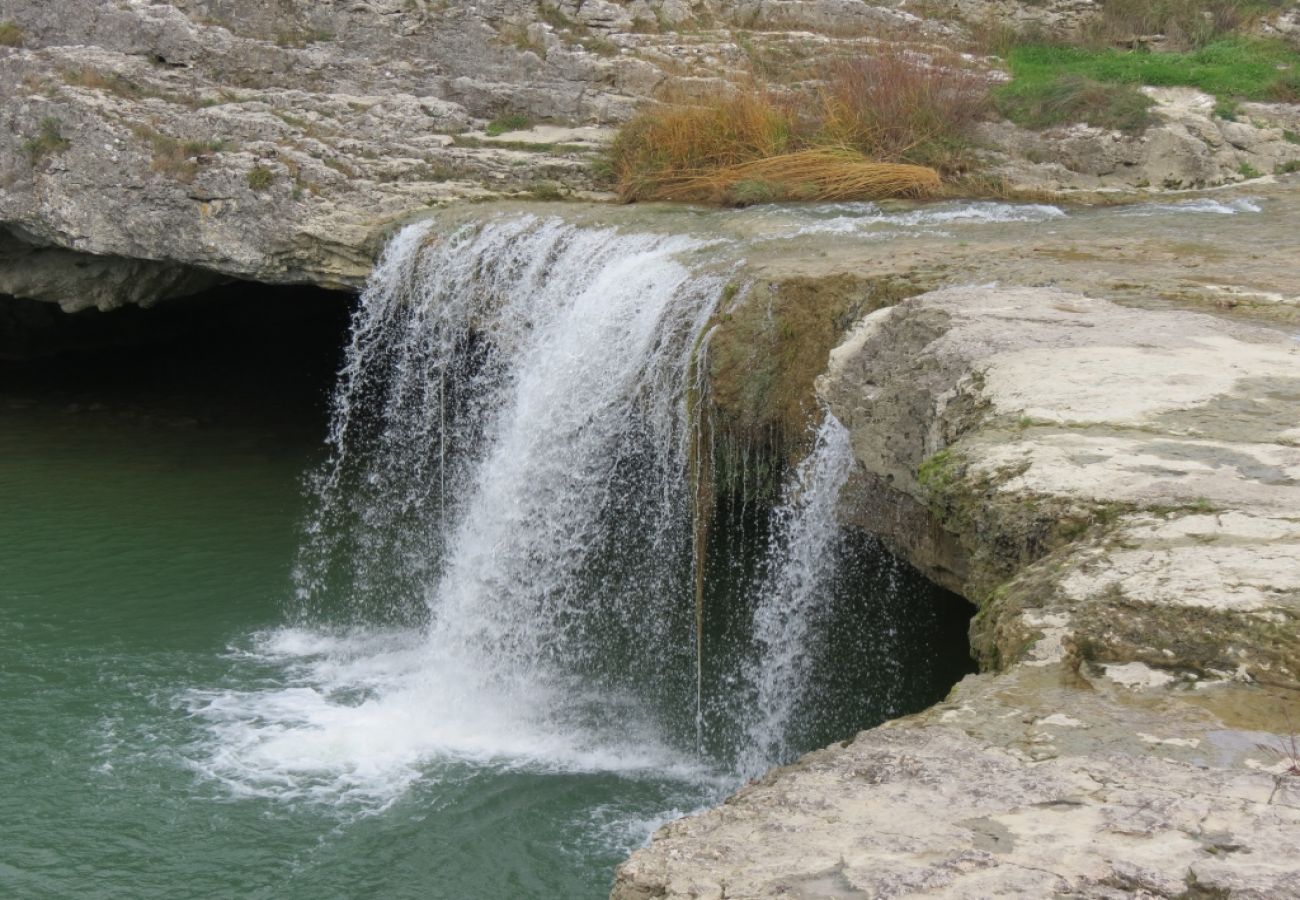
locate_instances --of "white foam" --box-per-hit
[744,200,1066,239]
[184,627,725,813]
[1121,197,1262,216]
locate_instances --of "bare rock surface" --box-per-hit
[614,283,1300,898]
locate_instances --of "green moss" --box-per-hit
[1070,592,1300,683]
[917,448,959,496]
[704,272,927,489]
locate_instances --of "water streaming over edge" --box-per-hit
[740,414,855,774]
[183,212,953,819]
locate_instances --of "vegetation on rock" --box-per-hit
[1082,0,1292,50]
[0,20,23,47]
[247,165,274,191]
[485,113,531,136]
[23,117,70,164]
[610,48,988,205]
[1001,38,1300,108]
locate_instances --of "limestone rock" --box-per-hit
[615,284,1300,899]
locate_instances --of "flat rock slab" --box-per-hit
[615,285,1300,898]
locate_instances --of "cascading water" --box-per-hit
[12,194,1264,900]
[180,213,971,891]
[739,413,855,773]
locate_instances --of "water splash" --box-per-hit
[1117,197,1262,217]
[741,200,1067,240]
[193,216,728,806]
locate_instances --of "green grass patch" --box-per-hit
[1213,97,1240,120]
[485,113,531,136]
[1001,39,1300,109]
[247,165,274,190]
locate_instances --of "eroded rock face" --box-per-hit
[820,287,1300,681]
[3,0,1298,307]
[614,285,1300,899]
[981,89,1300,192]
[0,227,224,310]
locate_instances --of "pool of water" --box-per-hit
[0,289,973,899]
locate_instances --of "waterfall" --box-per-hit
[186,213,948,813]
[739,414,855,773]
[293,215,723,751]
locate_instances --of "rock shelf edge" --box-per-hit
[613,285,1300,900]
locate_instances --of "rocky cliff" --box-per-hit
[4,0,1300,311]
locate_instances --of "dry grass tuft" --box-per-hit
[640,148,941,204]
[0,20,24,47]
[814,48,991,171]
[611,47,987,204]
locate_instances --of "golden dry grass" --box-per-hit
[637,148,941,204]
[610,47,988,205]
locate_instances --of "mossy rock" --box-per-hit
[702,271,926,489]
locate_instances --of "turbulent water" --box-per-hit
[1,211,975,899]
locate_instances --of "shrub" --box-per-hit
[1082,0,1289,51]
[23,117,70,164]
[813,48,991,171]
[247,165,274,190]
[610,47,987,204]
[0,20,23,47]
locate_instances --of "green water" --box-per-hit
[0,296,972,899]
